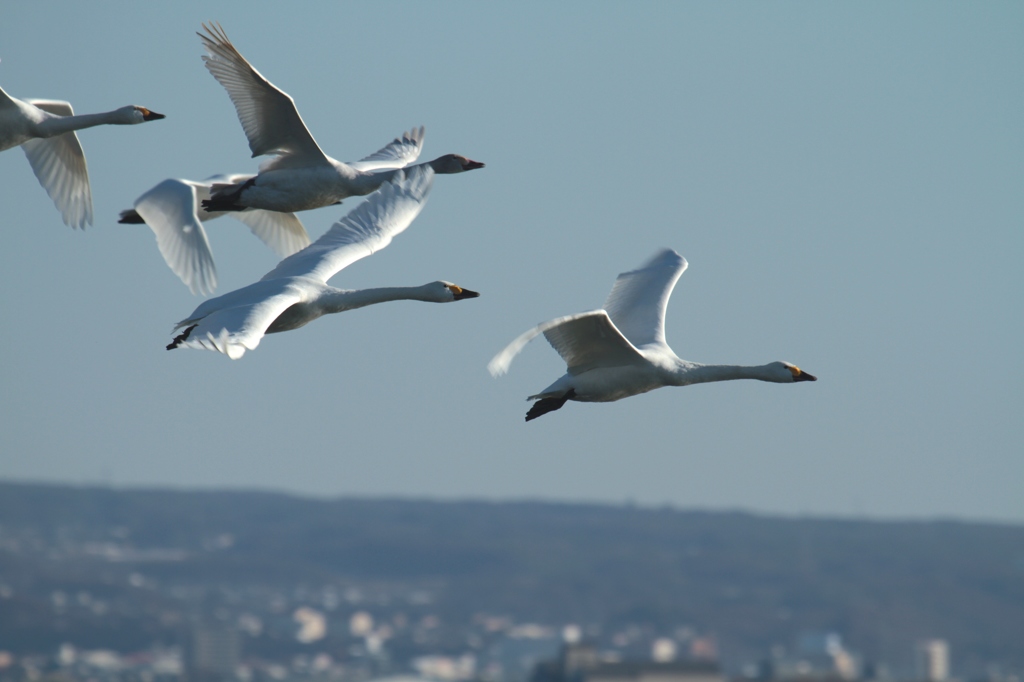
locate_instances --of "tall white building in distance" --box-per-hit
[915,639,950,682]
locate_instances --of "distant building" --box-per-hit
[652,639,678,663]
[758,633,859,681]
[914,640,949,682]
[584,660,724,682]
[562,642,601,675]
[188,623,240,682]
[533,643,724,682]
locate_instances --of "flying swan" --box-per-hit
[119,127,429,296]
[167,166,479,359]
[0,81,164,229]
[118,175,307,296]
[488,249,816,421]
[196,23,484,214]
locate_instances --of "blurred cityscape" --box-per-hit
[0,483,1021,682]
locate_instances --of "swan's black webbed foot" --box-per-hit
[525,389,576,422]
[167,324,197,350]
[117,209,144,224]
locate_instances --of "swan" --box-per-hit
[118,175,308,296]
[118,128,426,296]
[0,83,164,229]
[196,23,484,214]
[167,166,479,359]
[488,249,817,421]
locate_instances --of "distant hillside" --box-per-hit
[0,481,1022,674]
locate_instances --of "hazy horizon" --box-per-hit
[2,476,1021,527]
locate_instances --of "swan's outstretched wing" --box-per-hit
[602,248,688,349]
[347,127,425,172]
[21,100,92,229]
[260,166,434,283]
[133,178,217,296]
[488,310,644,377]
[198,23,329,165]
[172,278,309,360]
[232,209,310,258]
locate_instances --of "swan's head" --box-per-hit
[118,106,166,124]
[770,361,817,383]
[429,154,485,174]
[422,281,481,303]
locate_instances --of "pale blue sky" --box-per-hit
[1,2,1021,522]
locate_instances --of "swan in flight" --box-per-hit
[118,128,427,295]
[196,23,484,214]
[0,83,164,229]
[118,175,308,296]
[488,249,817,421]
[167,166,479,359]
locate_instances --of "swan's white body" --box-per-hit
[198,24,483,214]
[0,84,163,228]
[489,249,816,421]
[120,128,429,295]
[168,166,479,359]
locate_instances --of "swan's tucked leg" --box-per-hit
[117,209,144,224]
[167,324,198,350]
[525,389,576,422]
[202,177,256,212]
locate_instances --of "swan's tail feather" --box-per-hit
[167,324,198,351]
[525,389,575,422]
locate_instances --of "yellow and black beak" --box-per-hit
[141,108,166,121]
[791,366,817,382]
[451,286,480,301]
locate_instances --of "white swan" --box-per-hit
[118,128,427,296]
[196,23,484,214]
[167,166,479,359]
[488,249,816,421]
[118,175,308,296]
[0,83,164,229]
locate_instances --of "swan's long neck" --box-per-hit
[347,159,438,195]
[673,362,779,386]
[320,285,433,314]
[267,285,440,335]
[347,169,394,195]
[37,110,126,138]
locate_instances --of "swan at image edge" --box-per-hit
[0,82,164,229]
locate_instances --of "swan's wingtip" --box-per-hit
[486,358,509,378]
[207,328,249,360]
